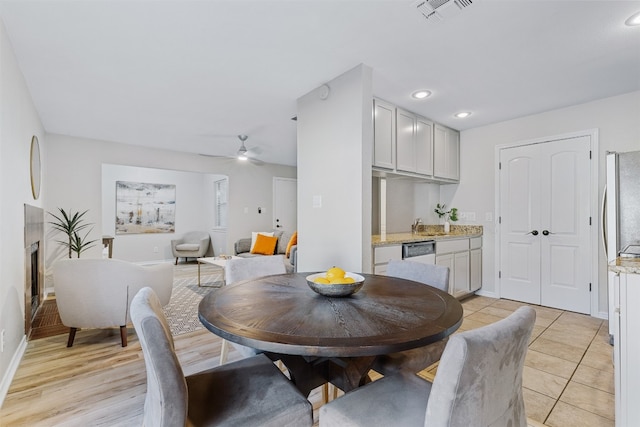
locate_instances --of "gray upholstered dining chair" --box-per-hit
[320,306,536,427]
[372,260,450,376]
[218,255,287,364]
[131,287,313,427]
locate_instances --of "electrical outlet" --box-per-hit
[467,212,476,221]
[485,212,493,222]
[153,246,159,253]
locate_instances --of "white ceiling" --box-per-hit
[1,0,639,166]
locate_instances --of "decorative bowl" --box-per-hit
[306,272,365,297]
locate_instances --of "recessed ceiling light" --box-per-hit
[626,11,640,26]
[454,112,471,118]
[411,90,432,99]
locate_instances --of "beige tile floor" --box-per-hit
[448,295,615,427]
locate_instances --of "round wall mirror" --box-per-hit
[30,135,41,199]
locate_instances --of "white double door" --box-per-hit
[499,136,592,313]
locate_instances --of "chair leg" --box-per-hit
[175,257,179,265]
[219,339,229,365]
[67,327,77,347]
[120,325,127,347]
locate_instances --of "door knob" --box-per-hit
[526,230,539,236]
[542,230,554,236]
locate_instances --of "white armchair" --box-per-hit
[52,258,173,347]
[171,231,210,265]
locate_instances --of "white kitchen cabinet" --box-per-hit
[396,108,434,176]
[373,99,395,170]
[373,244,402,275]
[613,270,640,426]
[453,251,470,297]
[436,238,473,298]
[433,124,460,181]
[470,237,482,292]
[415,116,434,176]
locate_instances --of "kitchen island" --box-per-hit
[609,256,640,426]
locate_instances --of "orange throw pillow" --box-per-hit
[251,233,278,255]
[285,232,298,258]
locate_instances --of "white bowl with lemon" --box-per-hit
[306,267,365,297]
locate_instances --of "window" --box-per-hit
[214,178,228,228]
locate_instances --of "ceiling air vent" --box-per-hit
[413,0,475,22]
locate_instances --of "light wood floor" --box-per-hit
[0,264,611,426]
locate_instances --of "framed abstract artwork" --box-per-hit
[115,181,176,234]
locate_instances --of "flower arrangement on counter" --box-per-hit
[434,204,459,222]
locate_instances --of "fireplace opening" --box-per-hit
[30,242,40,322]
[25,204,44,338]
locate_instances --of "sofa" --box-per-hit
[234,230,297,273]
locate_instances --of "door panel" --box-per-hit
[273,178,297,232]
[499,136,591,314]
[540,138,591,312]
[499,144,541,304]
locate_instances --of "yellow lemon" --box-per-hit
[326,266,346,281]
[342,276,356,284]
[329,278,346,284]
[314,277,330,284]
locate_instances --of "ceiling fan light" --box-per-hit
[625,11,640,26]
[237,153,248,161]
[455,111,471,118]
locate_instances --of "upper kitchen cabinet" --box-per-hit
[396,108,434,176]
[373,98,395,170]
[434,124,460,181]
[373,98,458,183]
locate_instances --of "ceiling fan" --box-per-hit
[200,134,264,165]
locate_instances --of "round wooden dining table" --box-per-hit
[198,272,463,395]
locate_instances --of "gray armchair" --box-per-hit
[171,231,210,264]
[320,306,536,427]
[52,258,173,347]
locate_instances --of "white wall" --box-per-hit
[297,64,373,273]
[452,90,640,315]
[0,19,45,404]
[101,164,226,262]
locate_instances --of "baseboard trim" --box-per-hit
[0,335,27,409]
[474,289,498,299]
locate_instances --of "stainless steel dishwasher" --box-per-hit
[402,240,436,264]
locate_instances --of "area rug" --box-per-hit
[162,272,224,336]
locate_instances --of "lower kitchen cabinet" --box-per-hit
[373,244,402,275]
[436,237,482,298]
[470,238,482,292]
[613,270,640,426]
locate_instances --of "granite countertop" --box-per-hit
[372,225,483,246]
[609,257,640,275]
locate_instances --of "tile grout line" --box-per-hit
[541,318,610,425]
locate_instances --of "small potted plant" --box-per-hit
[434,203,458,234]
[49,208,97,258]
